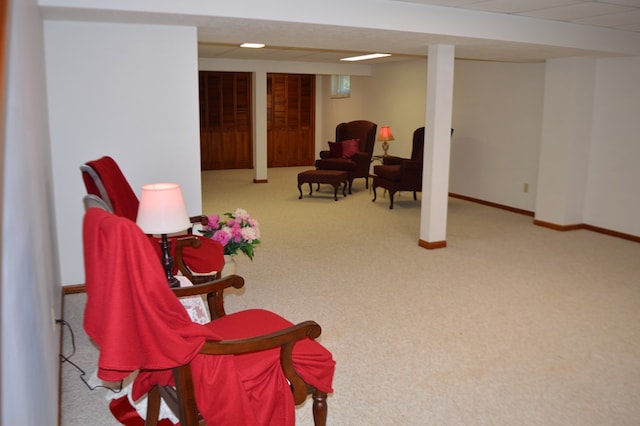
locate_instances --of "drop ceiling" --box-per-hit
[197,0,640,63]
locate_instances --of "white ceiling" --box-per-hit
[401,0,640,32]
[197,0,640,63]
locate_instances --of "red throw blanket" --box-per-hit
[83,208,334,425]
[83,156,225,274]
[84,156,140,221]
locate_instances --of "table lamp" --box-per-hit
[136,183,190,288]
[377,125,395,156]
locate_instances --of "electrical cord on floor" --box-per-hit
[58,319,123,394]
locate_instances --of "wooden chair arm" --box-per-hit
[185,215,208,237]
[199,320,321,355]
[172,275,244,319]
[189,215,208,226]
[200,320,322,405]
[351,151,369,162]
[171,275,245,298]
[173,236,200,284]
[174,235,201,250]
[401,159,422,171]
[382,155,409,165]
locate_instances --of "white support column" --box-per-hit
[419,44,455,249]
[253,70,268,183]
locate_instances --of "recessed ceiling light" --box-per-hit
[240,43,265,49]
[340,53,391,62]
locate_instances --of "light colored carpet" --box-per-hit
[61,166,640,425]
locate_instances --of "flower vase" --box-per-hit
[222,255,237,277]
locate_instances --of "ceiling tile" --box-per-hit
[619,21,640,30]
[521,3,635,20]
[604,0,640,6]
[463,0,582,13]
[573,8,640,26]
[391,0,485,5]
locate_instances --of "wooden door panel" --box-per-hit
[199,71,252,170]
[267,131,288,167]
[200,72,314,170]
[267,73,315,167]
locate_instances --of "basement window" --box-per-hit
[331,75,350,98]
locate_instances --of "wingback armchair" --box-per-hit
[315,120,377,192]
[372,127,425,209]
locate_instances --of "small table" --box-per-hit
[298,170,348,201]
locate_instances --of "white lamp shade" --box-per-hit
[136,183,191,234]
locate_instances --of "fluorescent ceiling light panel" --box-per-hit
[240,43,265,48]
[340,53,391,62]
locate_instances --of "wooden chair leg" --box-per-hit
[145,386,161,426]
[312,390,328,426]
[173,365,201,426]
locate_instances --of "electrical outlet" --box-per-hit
[523,183,529,193]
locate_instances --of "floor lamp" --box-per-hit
[136,183,190,288]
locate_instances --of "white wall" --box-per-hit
[320,58,546,213]
[320,60,430,158]
[586,56,640,236]
[44,21,202,285]
[536,56,640,237]
[369,60,430,158]
[2,0,60,423]
[450,60,545,212]
[320,74,378,149]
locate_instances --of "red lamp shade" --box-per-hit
[377,126,395,142]
[377,126,395,156]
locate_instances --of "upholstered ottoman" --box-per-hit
[298,170,348,201]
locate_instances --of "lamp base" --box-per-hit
[382,141,389,157]
[159,234,179,288]
[167,275,181,288]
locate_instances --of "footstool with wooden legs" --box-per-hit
[297,170,348,201]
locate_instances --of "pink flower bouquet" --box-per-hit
[200,208,261,260]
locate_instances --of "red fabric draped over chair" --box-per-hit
[81,156,224,278]
[82,208,335,425]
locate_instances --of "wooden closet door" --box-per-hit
[199,71,253,170]
[267,73,315,167]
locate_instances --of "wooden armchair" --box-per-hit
[372,127,425,209]
[149,282,329,426]
[315,120,377,192]
[81,156,224,283]
[82,207,335,426]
